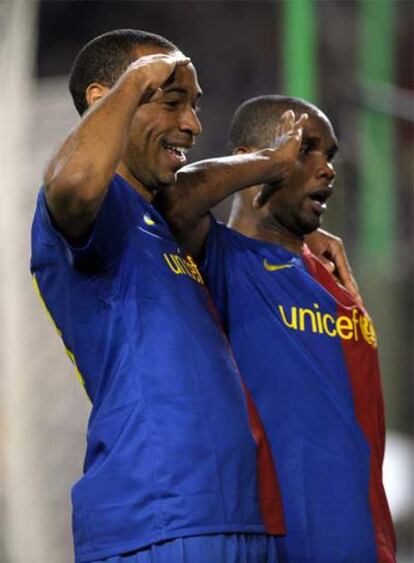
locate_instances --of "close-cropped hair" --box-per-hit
[229,94,316,151]
[69,29,178,115]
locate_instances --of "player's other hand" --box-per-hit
[122,53,191,103]
[306,228,363,308]
[253,110,308,209]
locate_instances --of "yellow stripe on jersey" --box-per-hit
[32,274,90,399]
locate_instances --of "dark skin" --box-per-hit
[166,106,361,305]
[229,108,362,302]
[159,110,308,252]
[44,47,201,241]
[230,108,337,252]
[45,45,307,244]
[251,109,337,244]
[44,44,358,300]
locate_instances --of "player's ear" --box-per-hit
[252,187,266,210]
[85,83,110,109]
[252,180,283,210]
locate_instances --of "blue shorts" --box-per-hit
[92,533,278,563]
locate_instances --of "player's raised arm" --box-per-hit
[158,111,307,256]
[44,54,190,242]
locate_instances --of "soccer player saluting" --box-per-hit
[164,95,396,562]
[31,30,291,563]
[31,28,361,562]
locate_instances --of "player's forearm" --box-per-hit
[43,74,151,236]
[162,149,287,223]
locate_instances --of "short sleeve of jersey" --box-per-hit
[200,215,232,328]
[36,176,131,273]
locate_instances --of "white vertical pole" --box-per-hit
[0,1,48,561]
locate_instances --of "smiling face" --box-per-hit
[264,108,338,236]
[121,46,203,192]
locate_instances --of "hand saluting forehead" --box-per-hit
[253,110,308,209]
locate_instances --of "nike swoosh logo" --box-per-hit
[263,259,294,272]
[143,213,156,226]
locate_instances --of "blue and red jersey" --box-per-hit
[30,176,284,563]
[203,217,396,563]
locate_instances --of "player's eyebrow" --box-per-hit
[164,86,203,99]
[163,87,203,110]
[302,134,338,155]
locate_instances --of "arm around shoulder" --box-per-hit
[158,150,291,257]
[159,111,307,256]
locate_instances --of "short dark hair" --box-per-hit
[69,29,179,115]
[229,95,318,151]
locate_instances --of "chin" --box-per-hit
[158,169,178,186]
[298,216,322,236]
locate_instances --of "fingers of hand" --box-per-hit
[291,113,307,142]
[175,56,191,67]
[130,53,191,86]
[306,230,361,303]
[325,243,363,305]
[280,110,295,134]
[136,53,190,64]
[148,87,163,103]
[161,55,191,88]
[336,262,361,300]
[281,109,295,124]
[130,53,171,68]
[294,113,308,130]
[292,127,303,144]
[319,257,336,273]
[274,122,283,139]
[276,111,307,147]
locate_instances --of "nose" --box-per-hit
[179,107,202,137]
[316,160,336,184]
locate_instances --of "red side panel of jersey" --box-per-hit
[303,246,396,562]
[243,383,286,535]
[203,284,286,535]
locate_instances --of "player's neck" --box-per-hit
[229,207,304,255]
[116,163,153,202]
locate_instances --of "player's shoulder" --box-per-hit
[207,217,253,262]
[302,244,363,310]
[209,215,249,244]
[31,186,57,250]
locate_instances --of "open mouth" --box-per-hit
[161,141,191,165]
[307,187,333,214]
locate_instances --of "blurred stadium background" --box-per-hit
[0,0,412,561]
